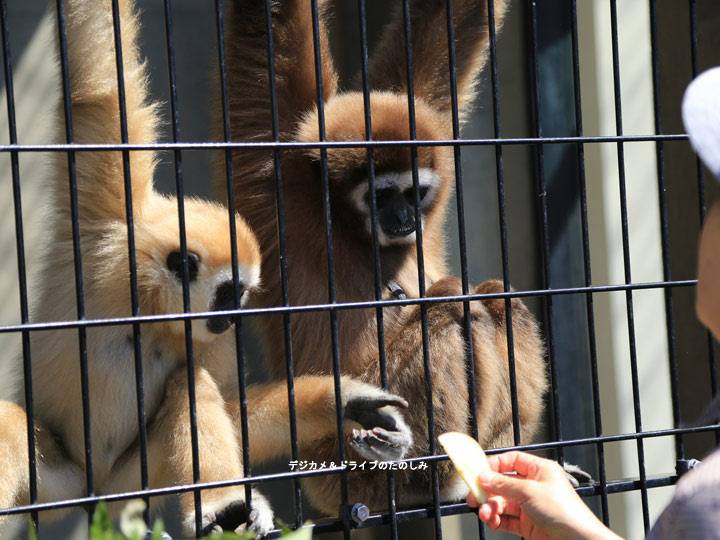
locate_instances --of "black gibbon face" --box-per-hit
[351,168,439,246]
[164,249,246,336]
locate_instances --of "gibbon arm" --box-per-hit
[367,0,509,122]
[225,0,338,146]
[55,0,158,222]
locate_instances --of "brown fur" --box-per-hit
[223,0,547,514]
[0,0,410,535]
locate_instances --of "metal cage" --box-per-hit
[0,0,719,539]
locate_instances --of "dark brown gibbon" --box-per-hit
[0,0,413,536]
[223,0,547,514]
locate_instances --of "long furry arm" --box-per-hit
[54,0,158,222]
[225,0,338,178]
[367,0,508,124]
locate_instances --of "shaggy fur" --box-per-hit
[0,0,411,536]
[223,0,547,514]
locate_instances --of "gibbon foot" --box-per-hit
[351,426,411,461]
[387,281,407,300]
[199,491,274,539]
[344,390,412,462]
[563,462,594,488]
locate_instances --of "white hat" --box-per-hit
[682,66,720,180]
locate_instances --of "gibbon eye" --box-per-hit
[365,187,395,208]
[166,250,200,282]
[404,185,430,202]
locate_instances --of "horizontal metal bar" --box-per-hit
[0,279,696,335]
[0,133,689,153]
[2,422,717,519]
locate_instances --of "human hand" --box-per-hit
[466,451,622,540]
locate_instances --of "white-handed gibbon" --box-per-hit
[0,0,412,536]
[223,0,547,513]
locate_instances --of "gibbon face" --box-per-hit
[296,92,454,247]
[97,195,261,343]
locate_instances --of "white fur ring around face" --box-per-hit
[682,66,720,180]
[438,432,491,504]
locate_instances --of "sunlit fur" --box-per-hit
[224,0,547,514]
[0,0,410,536]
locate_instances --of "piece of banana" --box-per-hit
[438,432,490,503]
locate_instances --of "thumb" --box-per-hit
[477,471,533,503]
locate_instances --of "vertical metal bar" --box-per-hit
[608,0,650,530]
[487,0,521,451]
[308,1,350,536]
[568,0,609,524]
[260,0,304,524]
[444,0,479,446]
[648,0,684,465]
[108,0,150,525]
[688,0,719,426]
[54,0,95,522]
[213,0,256,517]
[355,1,399,537]
[158,1,202,535]
[527,0,562,458]
[400,1,442,538]
[0,0,38,529]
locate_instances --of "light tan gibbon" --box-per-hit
[223,0,547,514]
[0,0,412,536]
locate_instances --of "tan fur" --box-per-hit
[0,0,410,535]
[223,0,547,513]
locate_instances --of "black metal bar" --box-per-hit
[54,0,95,522]
[159,1,202,535]
[108,0,150,525]
[308,1,350,536]
[5,419,720,519]
[0,279,699,336]
[259,0,304,524]
[213,0,258,522]
[0,0,38,529]
[609,0,650,530]
[568,0,609,524]
[648,0,684,468]
[528,0,561,456]
[400,1,443,537]
[355,1,399,537]
[688,0,719,428]
[0,133,692,153]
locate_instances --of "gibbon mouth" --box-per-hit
[384,225,416,237]
[207,281,243,334]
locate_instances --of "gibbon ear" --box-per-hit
[366,0,508,124]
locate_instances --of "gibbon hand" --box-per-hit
[466,451,623,540]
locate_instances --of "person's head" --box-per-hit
[683,67,720,340]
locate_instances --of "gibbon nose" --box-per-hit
[167,250,200,282]
[207,281,244,334]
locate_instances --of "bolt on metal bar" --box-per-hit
[568,0,610,524]
[109,0,150,525]
[608,0,651,530]
[158,1,203,534]
[0,0,38,529]
[54,0,95,523]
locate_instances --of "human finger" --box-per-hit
[492,451,548,477]
[466,490,479,508]
[488,514,523,537]
[477,470,536,502]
